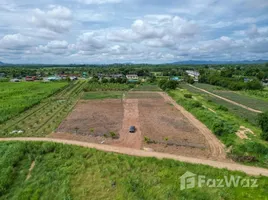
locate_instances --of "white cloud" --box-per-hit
[0,33,32,49]
[31,6,72,33]
[1,0,268,63]
[35,40,73,55]
[78,0,122,4]
[76,32,107,51]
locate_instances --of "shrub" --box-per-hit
[144,136,151,144]
[246,79,263,90]
[158,80,178,90]
[260,132,268,141]
[217,105,228,111]
[109,132,117,139]
[212,120,225,136]
[191,101,202,108]
[184,94,192,99]
[258,112,268,141]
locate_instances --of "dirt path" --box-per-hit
[188,84,262,113]
[0,137,268,176]
[114,99,142,149]
[159,92,227,161]
[26,161,35,180]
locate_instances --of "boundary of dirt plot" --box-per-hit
[188,84,262,113]
[158,92,227,161]
[0,137,268,177]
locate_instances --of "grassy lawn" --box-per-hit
[194,83,268,112]
[0,141,267,200]
[0,82,68,123]
[83,91,124,99]
[132,84,162,91]
[168,88,268,168]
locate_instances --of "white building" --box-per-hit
[126,74,138,80]
[185,70,200,78]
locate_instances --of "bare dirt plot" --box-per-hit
[53,91,226,161]
[114,99,142,149]
[160,92,226,160]
[56,99,123,143]
[139,98,212,159]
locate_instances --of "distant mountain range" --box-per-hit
[0,60,267,66]
[170,60,268,65]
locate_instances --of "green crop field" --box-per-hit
[84,83,130,91]
[194,83,268,112]
[180,84,259,125]
[0,82,68,123]
[82,91,124,99]
[240,88,268,101]
[0,141,267,200]
[0,81,87,137]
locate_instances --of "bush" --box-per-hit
[191,101,202,108]
[246,79,263,90]
[158,80,178,90]
[184,94,192,99]
[212,120,236,136]
[212,120,225,136]
[217,105,228,111]
[260,132,268,141]
[258,112,268,141]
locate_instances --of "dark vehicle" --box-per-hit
[129,126,135,133]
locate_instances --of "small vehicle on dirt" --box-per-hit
[129,126,136,133]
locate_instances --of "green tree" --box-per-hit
[246,79,263,90]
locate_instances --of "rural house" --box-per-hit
[126,74,138,80]
[25,76,36,81]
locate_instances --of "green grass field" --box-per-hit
[0,141,267,200]
[83,91,124,99]
[0,82,68,123]
[194,83,268,112]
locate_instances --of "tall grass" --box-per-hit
[0,141,267,200]
[0,82,68,123]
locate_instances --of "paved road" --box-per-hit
[188,84,262,113]
[1,137,268,177]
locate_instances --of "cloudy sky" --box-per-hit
[0,0,268,64]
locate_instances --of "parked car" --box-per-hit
[129,126,135,133]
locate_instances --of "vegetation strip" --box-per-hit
[188,84,262,113]
[0,138,268,176]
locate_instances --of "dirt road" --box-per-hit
[159,92,227,161]
[114,99,142,149]
[188,84,262,113]
[0,137,267,176]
